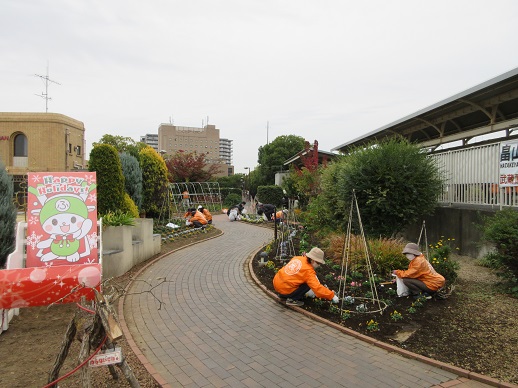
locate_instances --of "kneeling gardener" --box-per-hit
[273,247,339,306]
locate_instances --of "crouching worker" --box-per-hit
[227,206,240,221]
[273,209,288,224]
[184,208,208,228]
[273,247,339,306]
[197,205,213,224]
[392,243,445,298]
[257,203,275,221]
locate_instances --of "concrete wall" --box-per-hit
[101,218,161,279]
[403,206,497,259]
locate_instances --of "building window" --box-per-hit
[14,134,28,157]
[75,145,81,156]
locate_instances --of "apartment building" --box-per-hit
[158,123,234,176]
[219,138,233,165]
[140,133,159,152]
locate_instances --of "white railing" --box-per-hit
[430,142,518,208]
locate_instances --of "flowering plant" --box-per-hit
[366,319,379,331]
[429,237,459,284]
[390,310,403,321]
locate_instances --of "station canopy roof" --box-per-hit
[332,67,518,154]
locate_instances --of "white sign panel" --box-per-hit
[89,347,122,367]
[499,141,518,187]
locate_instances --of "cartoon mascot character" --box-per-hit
[30,185,96,263]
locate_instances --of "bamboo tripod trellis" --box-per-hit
[336,191,386,315]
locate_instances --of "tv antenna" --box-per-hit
[34,62,60,112]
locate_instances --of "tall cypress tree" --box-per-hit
[88,144,125,216]
[120,152,143,211]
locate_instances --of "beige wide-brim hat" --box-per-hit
[402,243,422,256]
[306,247,325,264]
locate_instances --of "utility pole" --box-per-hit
[35,62,60,112]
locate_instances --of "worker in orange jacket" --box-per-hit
[392,243,445,297]
[184,208,207,228]
[272,209,287,224]
[273,247,339,307]
[197,205,212,224]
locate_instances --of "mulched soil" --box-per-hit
[252,245,518,385]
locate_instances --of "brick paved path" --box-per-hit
[122,214,494,388]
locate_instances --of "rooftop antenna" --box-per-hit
[34,62,60,113]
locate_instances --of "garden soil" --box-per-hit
[253,253,518,385]
[1,224,517,386]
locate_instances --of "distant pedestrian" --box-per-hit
[182,190,190,206]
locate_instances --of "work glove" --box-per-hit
[305,289,316,298]
[331,295,339,304]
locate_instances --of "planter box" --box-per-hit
[102,218,161,279]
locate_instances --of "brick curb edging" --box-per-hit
[118,229,224,388]
[246,248,517,388]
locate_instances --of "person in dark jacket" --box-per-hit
[257,203,275,221]
[235,201,246,215]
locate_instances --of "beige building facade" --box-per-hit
[0,112,86,203]
[158,123,234,176]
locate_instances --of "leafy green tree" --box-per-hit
[223,193,242,208]
[120,153,143,211]
[140,146,168,218]
[481,208,518,278]
[93,134,147,159]
[256,185,284,207]
[257,135,306,184]
[283,141,324,207]
[298,161,343,234]
[165,151,222,182]
[335,138,443,237]
[0,162,17,268]
[217,174,246,204]
[216,174,245,188]
[88,144,126,216]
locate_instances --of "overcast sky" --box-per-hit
[2,0,518,173]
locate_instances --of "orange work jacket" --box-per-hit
[273,256,334,300]
[273,210,284,220]
[201,209,212,222]
[394,255,445,291]
[184,210,208,225]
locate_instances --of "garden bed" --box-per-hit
[252,236,518,385]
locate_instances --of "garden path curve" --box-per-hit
[121,214,494,388]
